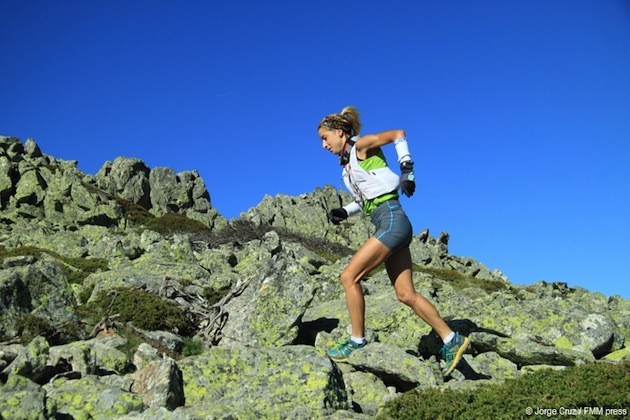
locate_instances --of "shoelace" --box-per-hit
[440,344,454,362]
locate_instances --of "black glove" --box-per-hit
[399,161,416,197]
[327,207,348,225]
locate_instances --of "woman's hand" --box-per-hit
[327,208,348,225]
[399,161,416,197]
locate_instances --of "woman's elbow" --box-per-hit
[394,129,406,139]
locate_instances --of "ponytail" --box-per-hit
[340,106,361,137]
[318,105,362,137]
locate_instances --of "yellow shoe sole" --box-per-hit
[328,355,349,363]
[444,336,471,376]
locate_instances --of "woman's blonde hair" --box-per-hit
[318,106,361,137]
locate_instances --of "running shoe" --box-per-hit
[327,338,367,362]
[440,332,471,376]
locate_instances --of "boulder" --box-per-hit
[219,231,319,347]
[240,186,375,249]
[0,375,51,420]
[14,167,47,206]
[149,167,191,215]
[343,342,440,391]
[340,367,393,416]
[46,336,131,377]
[0,260,77,342]
[0,155,17,209]
[131,357,184,410]
[44,375,144,418]
[178,345,347,418]
[471,332,594,366]
[1,336,50,384]
[133,343,162,371]
[95,157,152,209]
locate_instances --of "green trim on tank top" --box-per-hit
[358,148,399,215]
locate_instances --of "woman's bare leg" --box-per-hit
[340,237,391,338]
[385,246,453,340]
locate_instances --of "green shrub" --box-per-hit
[182,337,204,357]
[78,283,96,304]
[76,287,195,337]
[17,313,84,345]
[378,361,630,419]
[144,213,209,235]
[17,313,56,344]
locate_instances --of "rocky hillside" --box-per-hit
[0,135,628,419]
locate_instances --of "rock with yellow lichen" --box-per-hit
[0,135,628,418]
[178,345,347,418]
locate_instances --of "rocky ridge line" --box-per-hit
[0,135,628,419]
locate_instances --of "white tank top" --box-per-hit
[342,142,399,204]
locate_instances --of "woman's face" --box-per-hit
[318,127,345,155]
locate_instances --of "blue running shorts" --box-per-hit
[370,199,413,252]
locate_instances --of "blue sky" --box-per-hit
[1,1,628,298]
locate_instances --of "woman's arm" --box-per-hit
[356,128,416,197]
[355,129,406,159]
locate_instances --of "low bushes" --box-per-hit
[378,361,630,419]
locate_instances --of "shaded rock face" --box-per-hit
[0,135,628,418]
[0,136,226,230]
[93,158,214,220]
[0,260,77,342]
[95,157,152,209]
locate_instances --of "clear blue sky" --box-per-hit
[2,1,629,298]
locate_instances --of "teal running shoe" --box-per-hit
[327,338,367,362]
[440,332,471,376]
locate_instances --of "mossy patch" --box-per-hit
[415,265,507,293]
[555,336,574,350]
[78,283,96,305]
[16,313,56,343]
[0,245,108,285]
[76,287,195,337]
[116,194,208,235]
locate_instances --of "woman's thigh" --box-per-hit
[341,237,391,287]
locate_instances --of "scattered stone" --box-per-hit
[131,357,184,410]
[0,135,626,418]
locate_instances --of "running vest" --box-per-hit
[342,138,400,213]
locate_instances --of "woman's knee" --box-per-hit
[396,289,417,306]
[340,269,359,290]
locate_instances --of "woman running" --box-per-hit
[317,105,470,375]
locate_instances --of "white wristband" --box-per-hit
[394,137,411,163]
[343,201,362,216]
